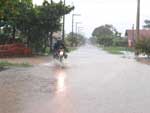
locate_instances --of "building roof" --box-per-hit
[125,29,150,40]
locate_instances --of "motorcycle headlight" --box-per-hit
[60,51,64,56]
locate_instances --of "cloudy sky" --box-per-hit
[33,0,150,37]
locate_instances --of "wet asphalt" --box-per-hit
[0,44,150,113]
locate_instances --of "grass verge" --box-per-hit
[102,46,133,54]
[0,61,32,68]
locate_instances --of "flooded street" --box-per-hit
[0,44,150,113]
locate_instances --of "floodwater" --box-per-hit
[0,44,150,113]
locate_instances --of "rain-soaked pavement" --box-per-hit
[0,44,150,113]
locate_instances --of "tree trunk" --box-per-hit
[27,31,31,48]
[43,36,47,52]
[49,32,53,52]
[27,36,30,48]
[12,26,16,42]
[27,30,32,48]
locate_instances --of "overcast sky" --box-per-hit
[33,0,150,37]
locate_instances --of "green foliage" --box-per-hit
[92,24,116,46]
[76,33,86,46]
[113,38,128,47]
[101,46,132,55]
[0,0,74,54]
[135,38,150,57]
[97,35,113,46]
[0,61,31,67]
[92,24,126,47]
[92,24,114,37]
[103,46,124,54]
[0,0,19,18]
[65,32,86,47]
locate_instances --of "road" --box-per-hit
[0,44,150,113]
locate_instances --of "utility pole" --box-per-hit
[62,0,65,42]
[78,27,84,34]
[72,14,74,39]
[136,0,140,40]
[75,22,81,38]
[72,14,81,39]
[75,22,81,46]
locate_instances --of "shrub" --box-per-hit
[97,35,113,46]
[113,38,128,47]
[135,38,150,57]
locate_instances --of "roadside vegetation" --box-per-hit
[90,24,130,54]
[65,32,86,47]
[90,21,150,57]
[0,61,31,68]
[134,20,150,58]
[65,32,86,52]
[102,46,131,54]
[135,38,150,57]
[0,0,74,55]
[0,0,87,57]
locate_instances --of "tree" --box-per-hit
[0,0,19,42]
[14,0,73,53]
[135,38,150,57]
[92,24,117,46]
[66,32,85,47]
[0,0,20,19]
[0,0,32,42]
[15,1,37,46]
[0,0,74,54]
[112,38,128,47]
[37,0,74,51]
[92,24,114,37]
[92,24,124,47]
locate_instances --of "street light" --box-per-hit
[72,14,81,39]
[77,27,84,33]
[74,22,82,46]
[75,22,82,38]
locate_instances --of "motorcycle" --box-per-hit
[53,48,67,62]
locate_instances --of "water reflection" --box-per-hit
[53,67,67,93]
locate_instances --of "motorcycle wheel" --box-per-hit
[59,56,63,62]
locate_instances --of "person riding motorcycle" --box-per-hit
[53,40,68,59]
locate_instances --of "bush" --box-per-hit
[65,34,86,47]
[135,38,150,57]
[97,35,113,46]
[113,38,128,47]
[95,35,128,47]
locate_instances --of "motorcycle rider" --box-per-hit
[53,40,68,59]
